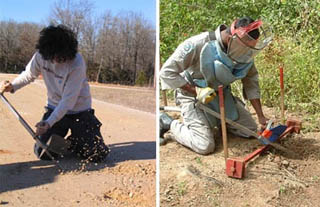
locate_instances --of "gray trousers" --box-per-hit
[170,99,257,155]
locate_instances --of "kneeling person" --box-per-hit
[0,25,109,162]
[159,17,273,155]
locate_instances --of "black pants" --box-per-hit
[34,108,109,162]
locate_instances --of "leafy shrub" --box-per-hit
[136,70,148,86]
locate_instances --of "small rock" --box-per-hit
[274,156,281,163]
[282,160,289,167]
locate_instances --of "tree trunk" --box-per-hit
[96,58,103,83]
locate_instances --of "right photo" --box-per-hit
[159,0,320,206]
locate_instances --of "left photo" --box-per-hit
[0,0,156,206]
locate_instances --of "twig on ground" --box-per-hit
[187,165,224,187]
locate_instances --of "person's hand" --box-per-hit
[196,86,216,104]
[180,83,197,96]
[0,80,13,94]
[35,121,50,136]
[258,115,269,131]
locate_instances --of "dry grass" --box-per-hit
[90,84,156,113]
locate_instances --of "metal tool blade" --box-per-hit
[197,103,296,156]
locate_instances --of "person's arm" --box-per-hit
[242,64,268,128]
[159,39,200,91]
[11,52,42,92]
[250,98,268,129]
[45,63,86,127]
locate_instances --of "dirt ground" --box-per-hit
[0,73,156,207]
[160,100,320,207]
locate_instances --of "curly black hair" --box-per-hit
[36,25,78,62]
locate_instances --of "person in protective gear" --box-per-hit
[0,25,109,162]
[159,16,273,155]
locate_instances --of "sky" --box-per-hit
[0,0,156,26]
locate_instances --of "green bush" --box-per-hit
[136,70,148,86]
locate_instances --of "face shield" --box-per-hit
[227,19,273,64]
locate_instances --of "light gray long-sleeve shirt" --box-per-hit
[12,52,91,127]
[159,30,260,100]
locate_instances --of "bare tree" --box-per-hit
[94,11,155,85]
[0,0,155,87]
[0,21,41,73]
[48,0,94,38]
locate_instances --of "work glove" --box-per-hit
[35,121,50,136]
[196,86,216,104]
[0,80,13,94]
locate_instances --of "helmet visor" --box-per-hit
[227,19,273,64]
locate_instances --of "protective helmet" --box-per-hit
[227,19,273,64]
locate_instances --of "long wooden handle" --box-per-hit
[218,85,228,161]
[161,90,168,106]
[280,66,285,124]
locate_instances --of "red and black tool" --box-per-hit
[225,120,301,178]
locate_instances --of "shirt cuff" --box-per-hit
[45,114,58,128]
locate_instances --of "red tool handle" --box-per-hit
[280,66,285,124]
[219,85,228,161]
[219,86,224,108]
[280,66,284,90]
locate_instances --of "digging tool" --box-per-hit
[218,85,228,161]
[0,94,64,169]
[159,105,301,178]
[160,103,295,155]
[280,66,285,124]
[197,103,296,156]
[181,70,290,152]
[225,119,301,178]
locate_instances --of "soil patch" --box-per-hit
[160,101,320,207]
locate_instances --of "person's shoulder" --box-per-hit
[33,51,42,60]
[181,32,211,50]
[31,51,45,66]
[70,53,86,69]
[186,32,210,43]
[176,32,210,56]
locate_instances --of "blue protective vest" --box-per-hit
[195,40,253,127]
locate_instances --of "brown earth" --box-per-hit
[160,100,320,207]
[0,73,156,207]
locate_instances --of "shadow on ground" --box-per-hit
[0,141,155,194]
[107,141,156,165]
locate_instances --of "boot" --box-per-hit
[160,112,173,138]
